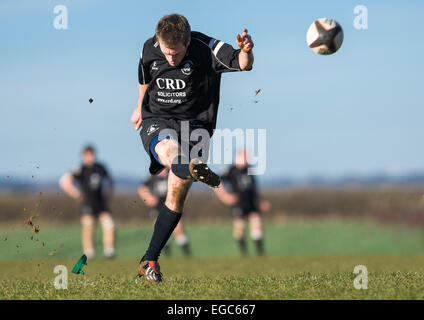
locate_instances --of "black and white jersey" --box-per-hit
[72,163,112,205]
[221,165,259,208]
[141,173,168,207]
[138,31,250,135]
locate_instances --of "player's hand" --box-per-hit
[227,193,239,206]
[260,200,271,213]
[131,106,142,131]
[145,196,159,207]
[73,191,83,202]
[236,28,254,53]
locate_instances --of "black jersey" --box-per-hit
[142,173,168,207]
[72,163,112,205]
[221,165,259,209]
[138,31,250,135]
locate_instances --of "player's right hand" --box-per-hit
[73,191,83,202]
[131,106,142,131]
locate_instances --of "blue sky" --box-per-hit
[1,0,423,182]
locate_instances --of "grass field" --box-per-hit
[1,221,424,299]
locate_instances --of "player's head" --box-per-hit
[155,14,191,67]
[81,145,96,166]
[235,149,248,168]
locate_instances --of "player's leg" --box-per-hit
[137,120,214,281]
[173,220,191,257]
[233,217,247,255]
[80,214,96,259]
[98,212,116,258]
[138,163,192,281]
[248,212,264,255]
[143,169,192,260]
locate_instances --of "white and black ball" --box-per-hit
[306,18,343,55]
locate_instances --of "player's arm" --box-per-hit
[254,179,271,213]
[103,167,115,201]
[137,184,159,208]
[236,28,254,70]
[131,83,149,131]
[59,173,82,200]
[213,182,239,205]
[131,44,152,130]
[259,196,271,213]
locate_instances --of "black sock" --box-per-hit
[254,239,264,255]
[171,155,192,179]
[181,243,191,257]
[144,205,182,261]
[237,238,247,255]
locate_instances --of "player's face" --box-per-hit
[158,38,190,67]
[82,150,95,166]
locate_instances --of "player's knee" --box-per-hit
[175,233,188,246]
[99,214,115,231]
[233,219,245,240]
[249,214,263,240]
[250,228,263,240]
[233,228,244,240]
[155,139,179,166]
[81,215,95,228]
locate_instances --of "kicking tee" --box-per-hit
[138,31,250,135]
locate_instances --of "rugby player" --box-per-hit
[59,145,116,259]
[214,150,271,255]
[138,168,191,257]
[131,14,254,281]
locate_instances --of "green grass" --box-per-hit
[1,221,424,299]
[0,256,423,299]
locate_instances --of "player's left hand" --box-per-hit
[260,200,271,213]
[236,28,254,53]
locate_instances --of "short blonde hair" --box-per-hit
[155,14,191,47]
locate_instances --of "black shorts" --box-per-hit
[80,201,108,217]
[232,203,260,219]
[140,117,210,175]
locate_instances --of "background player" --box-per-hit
[138,168,191,257]
[214,150,271,255]
[59,145,116,259]
[131,13,254,281]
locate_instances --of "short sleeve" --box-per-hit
[191,32,244,74]
[220,168,234,192]
[142,176,153,190]
[210,40,243,73]
[138,44,152,85]
[71,166,82,182]
[100,165,110,179]
[221,169,230,182]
